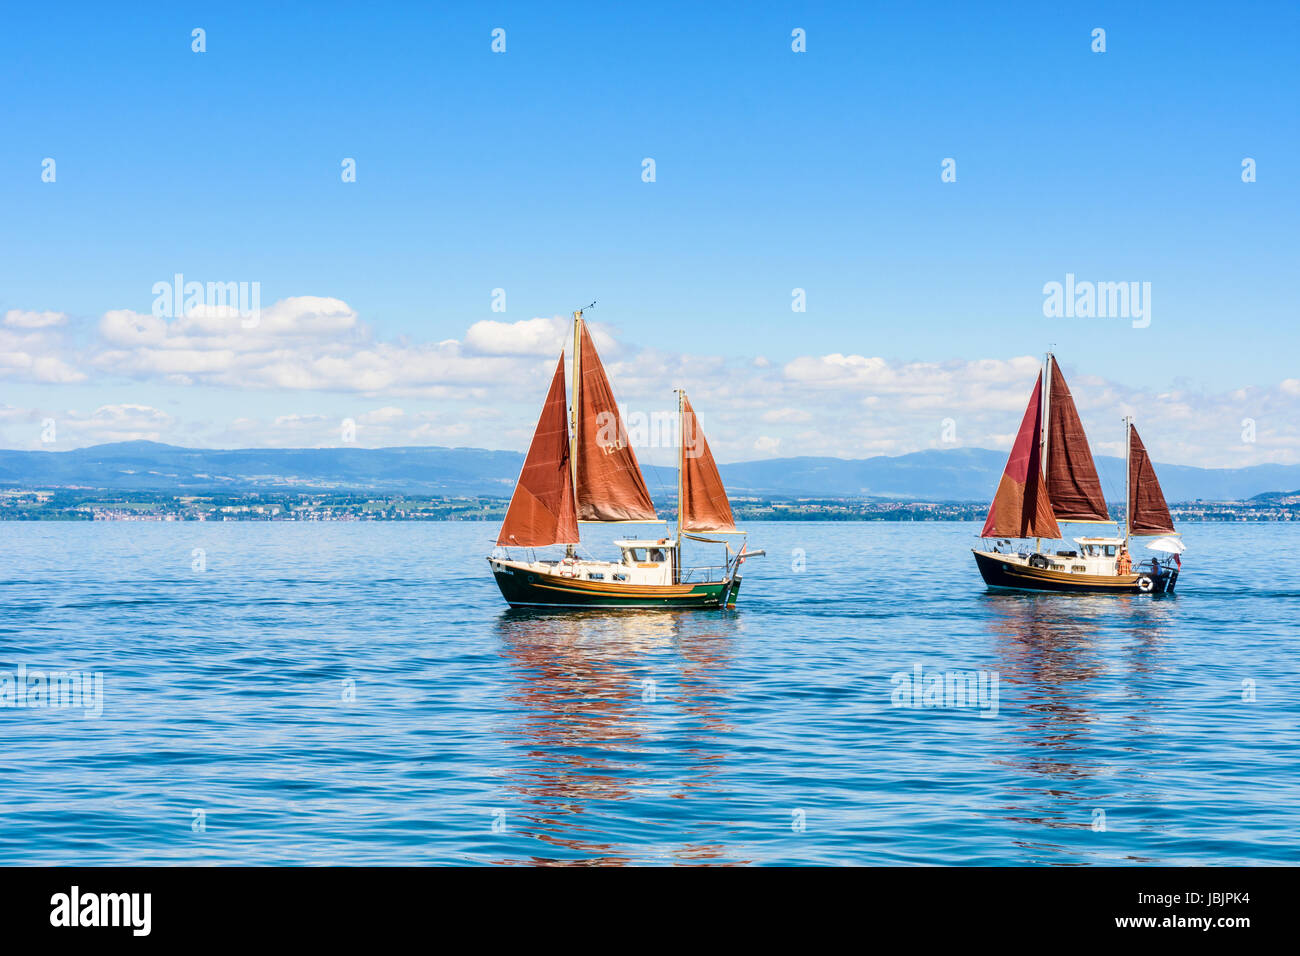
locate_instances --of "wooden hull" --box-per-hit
[972,549,1177,594]
[490,559,742,609]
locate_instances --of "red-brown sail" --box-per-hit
[679,395,736,532]
[1046,360,1109,522]
[1128,425,1175,535]
[496,353,579,547]
[980,372,1061,539]
[574,322,657,522]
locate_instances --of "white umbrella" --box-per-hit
[1146,535,1186,554]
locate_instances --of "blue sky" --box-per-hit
[0,2,1296,465]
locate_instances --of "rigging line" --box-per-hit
[642,459,677,530]
[634,370,676,513]
[1095,426,1128,525]
[581,308,674,537]
[1065,355,1125,528]
[603,341,673,533]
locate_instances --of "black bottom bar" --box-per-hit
[0,865,1279,943]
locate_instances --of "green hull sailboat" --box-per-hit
[488,307,761,609]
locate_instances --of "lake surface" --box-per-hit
[0,521,1296,866]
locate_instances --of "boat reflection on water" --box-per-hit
[490,608,745,865]
[981,591,1177,862]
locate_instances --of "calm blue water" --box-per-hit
[0,521,1296,865]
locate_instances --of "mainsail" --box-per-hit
[574,322,657,522]
[1127,425,1175,535]
[496,352,580,547]
[980,372,1061,539]
[1046,359,1108,522]
[679,394,736,533]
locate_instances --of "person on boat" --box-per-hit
[1116,547,1131,575]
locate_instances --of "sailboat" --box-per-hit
[972,353,1184,594]
[488,308,761,609]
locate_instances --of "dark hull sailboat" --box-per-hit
[972,549,1177,594]
[488,308,759,609]
[972,354,1183,594]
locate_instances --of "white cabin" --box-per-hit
[489,538,677,586]
[612,539,676,585]
[1064,537,1127,574]
[987,536,1133,575]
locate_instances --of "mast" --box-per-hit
[675,387,685,581]
[1037,351,1051,554]
[1041,352,1052,470]
[1124,415,1133,552]
[570,309,582,517]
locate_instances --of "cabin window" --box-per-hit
[648,548,666,562]
[1104,545,1117,557]
[612,573,628,582]
[587,572,604,580]
[625,548,646,563]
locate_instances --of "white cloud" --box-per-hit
[2,296,1300,468]
[358,406,405,425]
[98,297,357,355]
[463,314,619,357]
[464,316,569,356]
[89,299,554,397]
[4,310,68,329]
[0,316,85,383]
[203,406,485,449]
[99,309,168,346]
[0,403,175,448]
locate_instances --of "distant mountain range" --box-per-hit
[0,441,1295,503]
[719,448,1300,504]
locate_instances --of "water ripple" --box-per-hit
[0,521,1296,865]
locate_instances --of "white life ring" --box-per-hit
[1137,575,1155,593]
